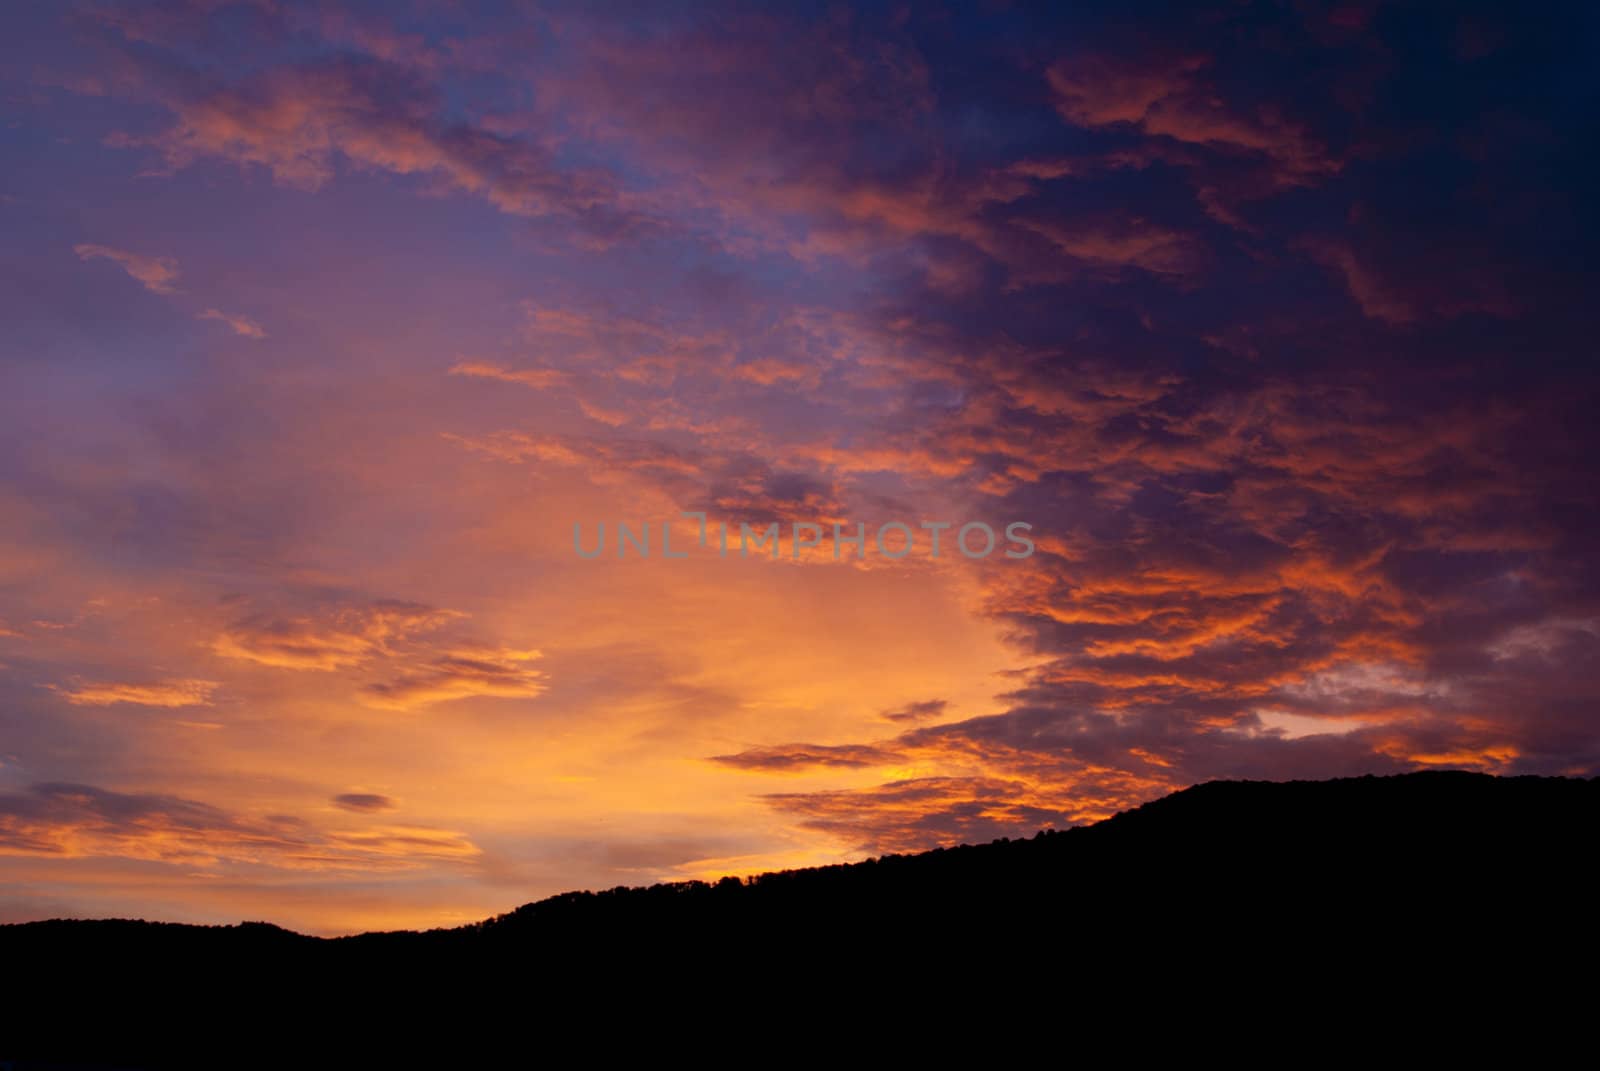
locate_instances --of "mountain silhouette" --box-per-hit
[4,770,1594,1066]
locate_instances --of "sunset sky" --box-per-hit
[2,0,1597,934]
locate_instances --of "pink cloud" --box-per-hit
[198,308,268,338]
[74,243,181,294]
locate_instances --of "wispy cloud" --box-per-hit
[710,742,900,772]
[359,646,546,710]
[0,782,478,870]
[881,699,947,724]
[73,243,180,294]
[54,679,219,708]
[211,600,461,671]
[198,308,267,338]
[332,792,397,813]
[449,359,567,389]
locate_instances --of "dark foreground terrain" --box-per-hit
[3,771,1595,1065]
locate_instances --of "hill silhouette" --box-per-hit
[3,770,1594,1066]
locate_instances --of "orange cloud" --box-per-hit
[55,679,219,708]
[0,783,479,871]
[449,359,569,390]
[211,601,462,670]
[359,646,546,710]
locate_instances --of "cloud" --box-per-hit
[1021,216,1199,276]
[73,243,181,294]
[208,598,546,711]
[1047,54,1337,187]
[0,782,477,870]
[359,646,546,710]
[445,428,851,532]
[212,600,462,670]
[577,397,630,427]
[1303,235,1518,326]
[446,430,697,475]
[702,341,1600,849]
[881,699,947,724]
[449,360,568,390]
[710,743,900,772]
[332,793,396,813]
[132,52,646,239]
[54,679,219,708]
[198,308,267,338]
[759,775,1095,855]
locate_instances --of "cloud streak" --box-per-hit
[74,244,181,294]
[54,679,219,708]
[0,783,478,870]
[198,308,267,338]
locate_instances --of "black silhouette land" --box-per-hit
[3,770,1594,1066]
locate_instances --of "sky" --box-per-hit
[1,0,1597,934]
